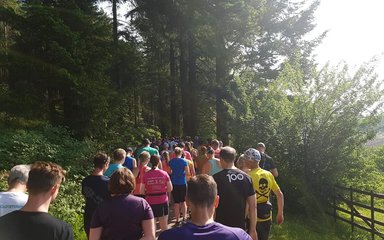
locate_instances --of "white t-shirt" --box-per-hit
[0,192,28,217]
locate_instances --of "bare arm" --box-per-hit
[201,162,210,175]
[166,180,173,193]
[132,158,137,169]
[133,166,140,178]
[247,194,258,240]
[139,183,145,195]
[89,227,103,240]
[273,189,284,225]
[270,168,278,177]
[184,165,190,178]
[190,161,196,176]
[140,219,155,240]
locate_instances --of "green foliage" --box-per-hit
[230,58,383,213]
[341,145,384,193]
[49,175,86,240]
[0,124,97,173]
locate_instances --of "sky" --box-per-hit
[312,0,384,78]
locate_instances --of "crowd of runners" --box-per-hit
[0,137,284,240]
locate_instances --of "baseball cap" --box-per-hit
[256,142,266,148]
[244,148,261,161]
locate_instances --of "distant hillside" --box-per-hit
[366,118,384,147]
[366,132,384,147]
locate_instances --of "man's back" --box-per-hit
[158,222,252,240]
[0,191,28,217]
[136,146,159,157]
[213,168,255,229]
[259,153,275,172]
[0,210,74,240]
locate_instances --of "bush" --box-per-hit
[0,125,97,174]
[50,175,87,240]
[0,124,94,239]
[0,171,87,239]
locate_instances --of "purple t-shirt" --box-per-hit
[158,222,252,240]
[91,194,154,240]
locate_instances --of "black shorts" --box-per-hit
[150,203,169,218]
[256,220,272,240]
[172,184,187,203]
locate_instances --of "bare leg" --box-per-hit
[159,215,168,231]
[174,203,180,223]
[180,201,187,221]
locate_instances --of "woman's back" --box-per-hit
[208,158,222,176]
[143,169,170,205]
[91,194,153,240]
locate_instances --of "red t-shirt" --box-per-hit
[142,169,170,205]
[134,165,149,195]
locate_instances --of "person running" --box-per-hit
[104,148,126,177]
[135,138,160,158]
[244,148,284,240]
[133,151,151,198]
[89,168,155,240]
[0,164,30,217]
[140,155,173,232]
[160,143,171,157]
[169,147,190,226]
[184,153,196,182]
[161,151,172,175]
[202,148,222,176]
[123,147,137,172]
[171,142,193,161]
[194,146,208,174]
[0,161,73,240]
[158,174,252,240]
[211,139,221,158]
[81,152,110,237]
[213,147,257,240]
[236,154,251,173]
[256,143,278,177]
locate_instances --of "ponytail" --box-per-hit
[149,155,160,170]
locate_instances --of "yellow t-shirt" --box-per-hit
[249,167,279,222]
[185,159,195,181]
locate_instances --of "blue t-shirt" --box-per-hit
[169,158,188,185]
[158,222,252,240]
[123,156,135,171]
[104,163,124,177]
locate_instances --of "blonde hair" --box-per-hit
[139,151,150,164]
[236,154,247,169]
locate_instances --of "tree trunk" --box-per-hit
[170,39,179,136]
[157,63,167,136]
[111,0,120,86]
[188,35,198,137]
[215,32,229,145]
[179,29,190,137]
